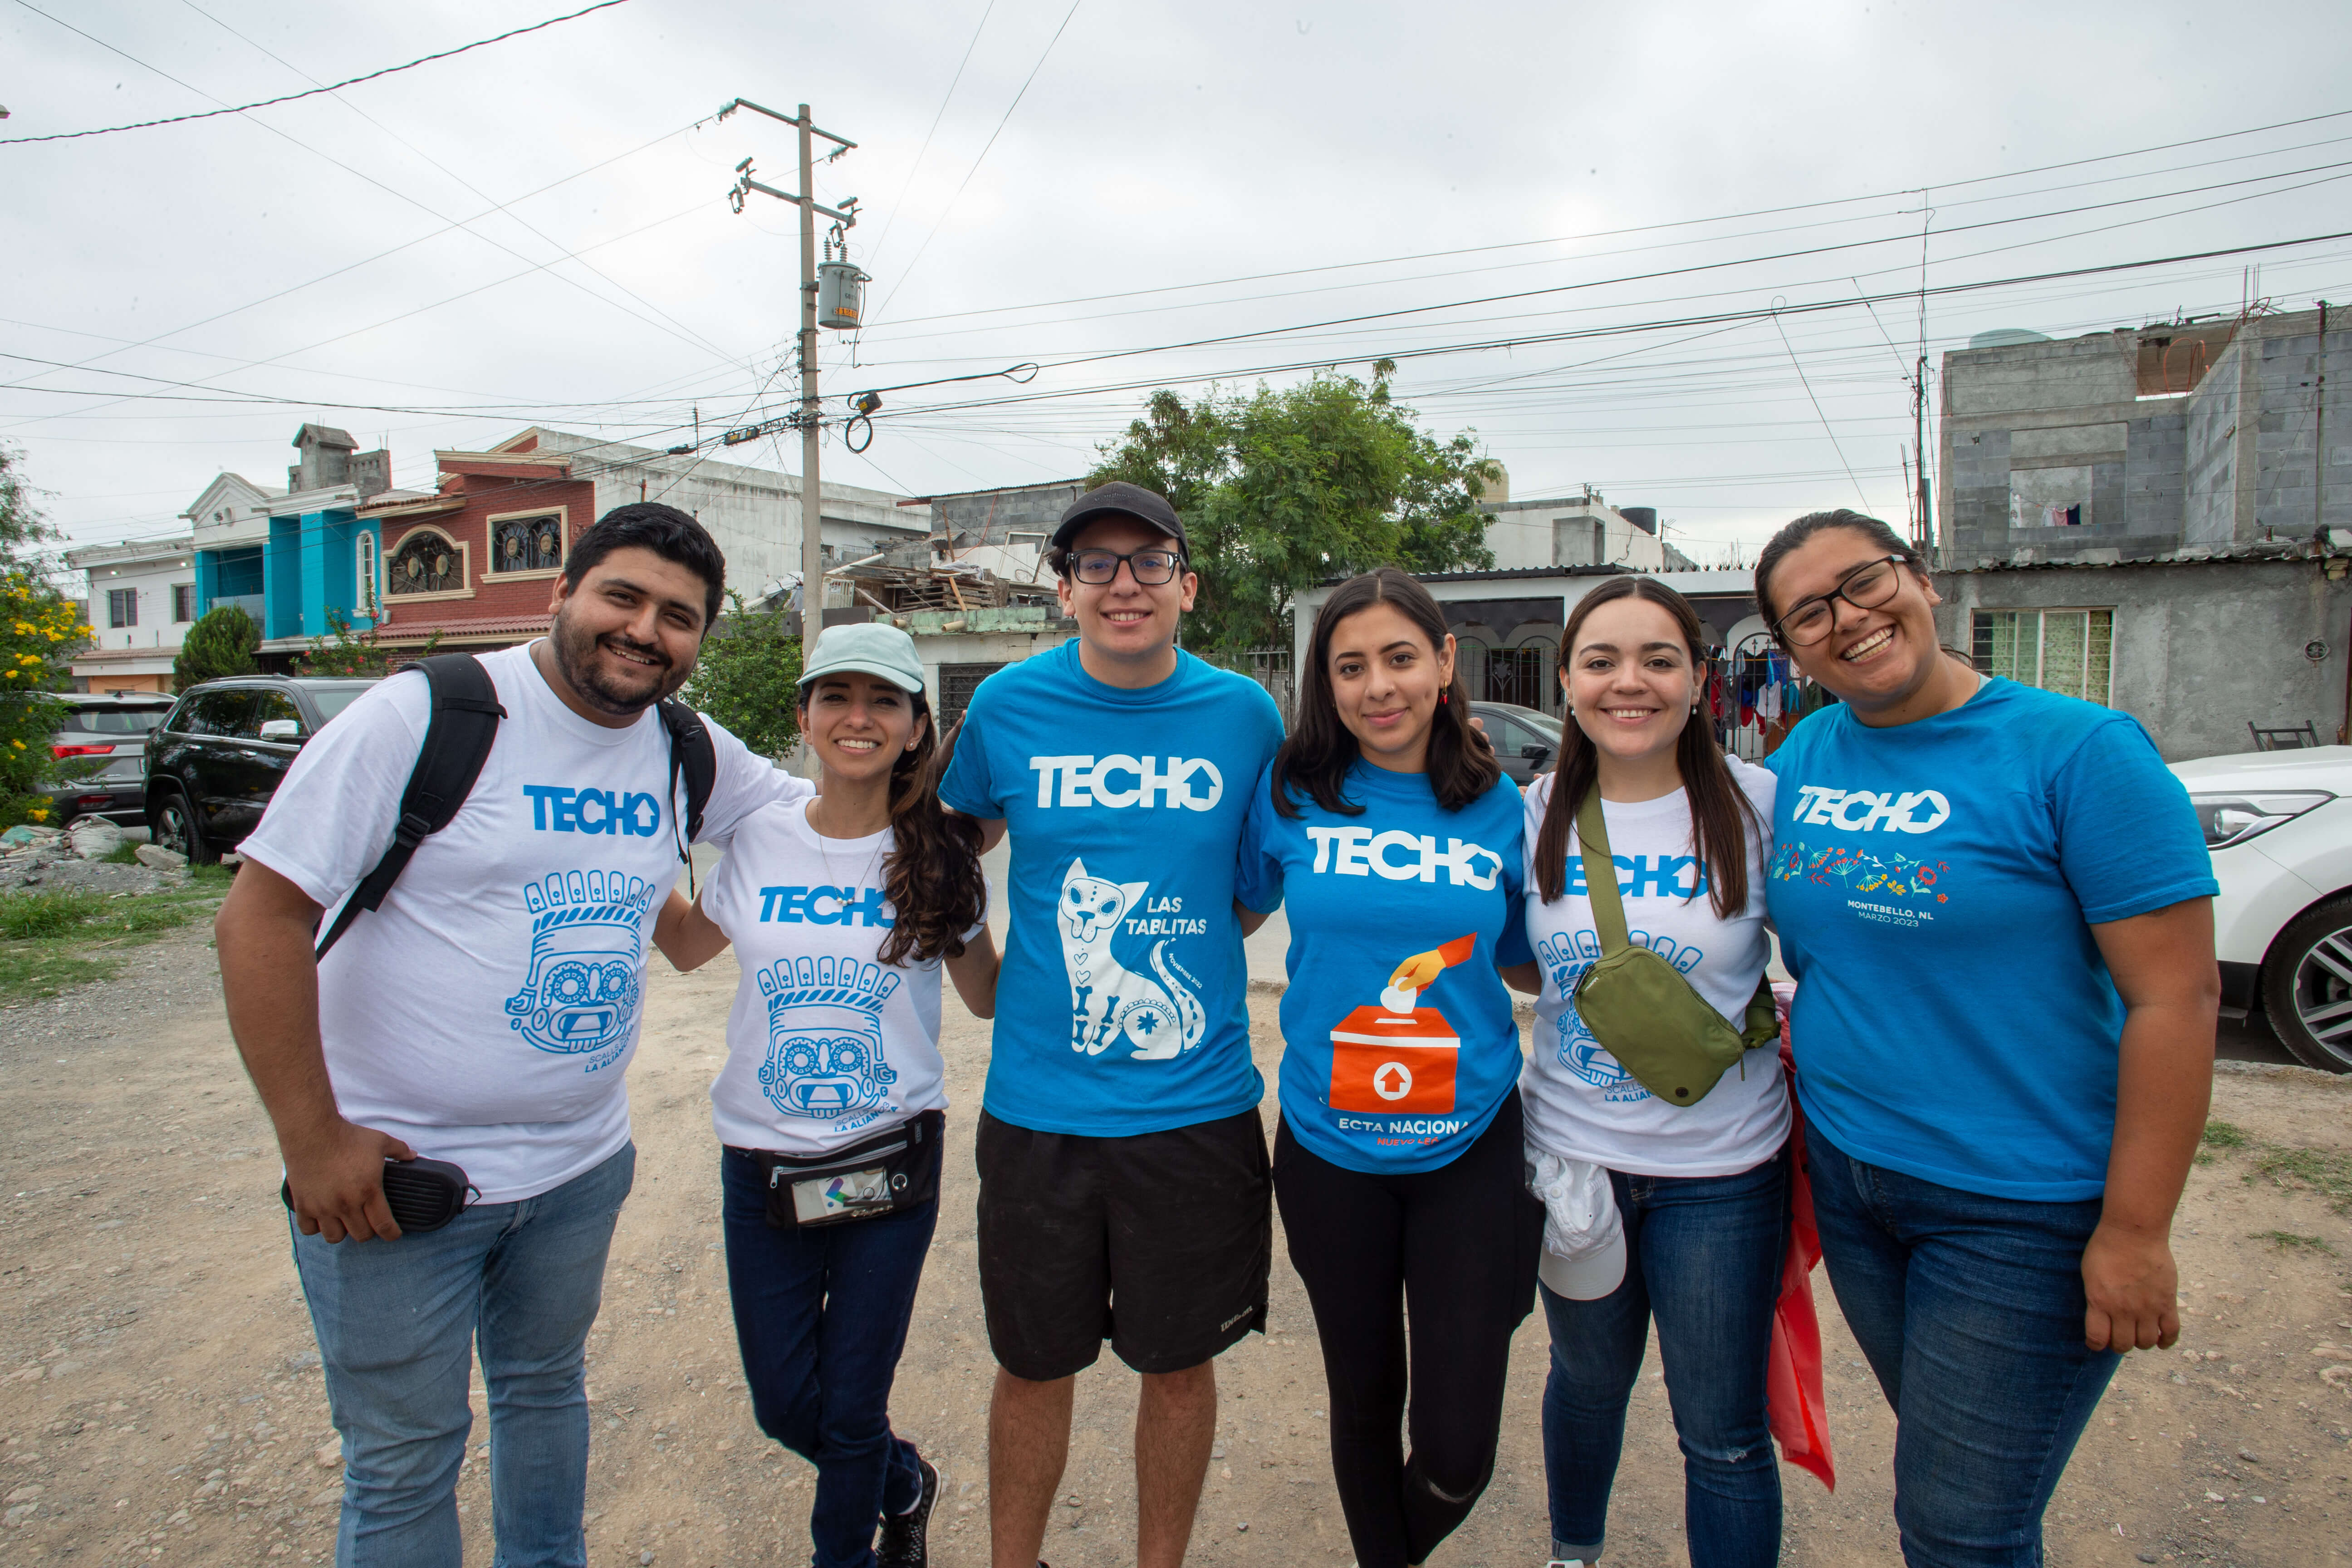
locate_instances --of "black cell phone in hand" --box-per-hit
[279,1157,476,1235]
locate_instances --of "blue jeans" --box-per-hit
[1540,1152,1788,1567]
[720,1147,935,1568]
[292,1142,636,1568]
[1804,1127,2121,1568]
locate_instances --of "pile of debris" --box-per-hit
[0,821,191,896]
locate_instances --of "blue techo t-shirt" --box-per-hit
[1237,759,1531,1174]
[939,640,1285,1137]
[1765,678,2217,1201]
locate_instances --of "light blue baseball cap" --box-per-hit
[797,621,926,696]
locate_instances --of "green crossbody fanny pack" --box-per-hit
[1568,789,1779,1107]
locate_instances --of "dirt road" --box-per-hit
[3,922,2348,1567]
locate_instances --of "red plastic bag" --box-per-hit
[1768,982,1835,1490]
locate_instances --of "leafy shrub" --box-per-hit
[175,605,260,690]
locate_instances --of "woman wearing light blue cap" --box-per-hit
[653,621,998,1568]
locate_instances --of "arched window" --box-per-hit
[488,510,566,575]
[387,529,465,595]
[355,530,380,612]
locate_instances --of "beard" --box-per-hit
[548,604,689,716]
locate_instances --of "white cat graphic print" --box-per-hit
[1057,857,1210,1058]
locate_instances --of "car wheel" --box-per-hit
[150,789,216,866]
[2259,895,2352,1073]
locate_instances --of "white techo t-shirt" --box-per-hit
[698,797,982,1156]
[239,642,809,1203]
[1519,760,1790,1177]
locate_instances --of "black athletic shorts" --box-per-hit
[975,1105,1271,1382]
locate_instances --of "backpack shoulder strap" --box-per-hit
[314,653,506,959]
[657,698,717,845]
[1573,789,1631,956]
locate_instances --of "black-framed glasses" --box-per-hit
[1773,554,1907,646]
[1069,547,1185,586]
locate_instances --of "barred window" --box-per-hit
[387,532,463,595]
[491,514,564,574]
[1971,608,2113,706]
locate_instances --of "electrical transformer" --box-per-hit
[817,260,871,330]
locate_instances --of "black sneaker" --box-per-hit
[876,1453,941,1568]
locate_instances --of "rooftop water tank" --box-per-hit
[817,260,870,331]
[1968,328,2050,350]
[1621,506,1658,535]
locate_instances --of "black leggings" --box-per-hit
[1272,1091,1544,1568]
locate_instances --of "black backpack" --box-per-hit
[313,652,717,958]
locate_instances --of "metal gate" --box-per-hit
[1485,646,1553,710]
[1240,647,1294,727]
[938,662,1008,732]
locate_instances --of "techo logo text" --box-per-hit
[1788,785,1950,834]
[1304,826,1503,888]
[1028,755,1224,810]
[522,784,664,836]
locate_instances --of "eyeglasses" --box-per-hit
[1772,554,1908,647]
[1068,547,1185,586]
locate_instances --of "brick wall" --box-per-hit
[378,473,598,633]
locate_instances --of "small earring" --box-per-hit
[1439,690,1449,706]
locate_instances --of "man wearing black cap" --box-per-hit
[938,481,1285,1568]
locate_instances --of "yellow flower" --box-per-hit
[26,809,47,822]
[8,740,20,750]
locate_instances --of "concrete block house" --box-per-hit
[1933,306,2352,759]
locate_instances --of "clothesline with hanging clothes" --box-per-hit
[1708,641,1834,757]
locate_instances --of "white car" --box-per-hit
[2170,745,2352,1073]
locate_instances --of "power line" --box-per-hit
[849,230,2352,424]
[0,118,701,398]
[0,9,735,403]
[0,0,636,146]
[1769,304,1870,507]
[870,0,1086,318]
[859,0,998,274]
[829,160,2352,405]
[171,0,740,370]
[0,201,720,432]
[866,108,2352,333]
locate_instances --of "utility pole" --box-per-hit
[720,98,857,636]
[1912,354,1935,564]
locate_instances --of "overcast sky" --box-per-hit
[7,0,2351,569]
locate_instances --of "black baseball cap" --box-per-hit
[1049,480,1189,557]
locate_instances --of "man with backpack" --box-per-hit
[216,503,810,1567]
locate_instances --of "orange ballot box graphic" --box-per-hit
[1329,1006,1460,1114]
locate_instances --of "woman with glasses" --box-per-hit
[1754,509,2218,1567]
[1520,575,1787,1568]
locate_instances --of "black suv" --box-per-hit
[44,692,179,826]
[145,677,378,862]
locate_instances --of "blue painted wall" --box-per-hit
[194,546,264,620]
[260,510,380,640]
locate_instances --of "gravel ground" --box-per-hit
[1,919,2348,1568]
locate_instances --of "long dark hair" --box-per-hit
[799,687,987,967]
[1273,567,1499,818]
[1753,509,1922,646]
[1531,576,1761,919]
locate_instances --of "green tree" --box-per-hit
[680,592,803,759]
[0,443,90,826]
[174,604,261,691]
[1088,363,1498,659]
[296,609,434,677]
